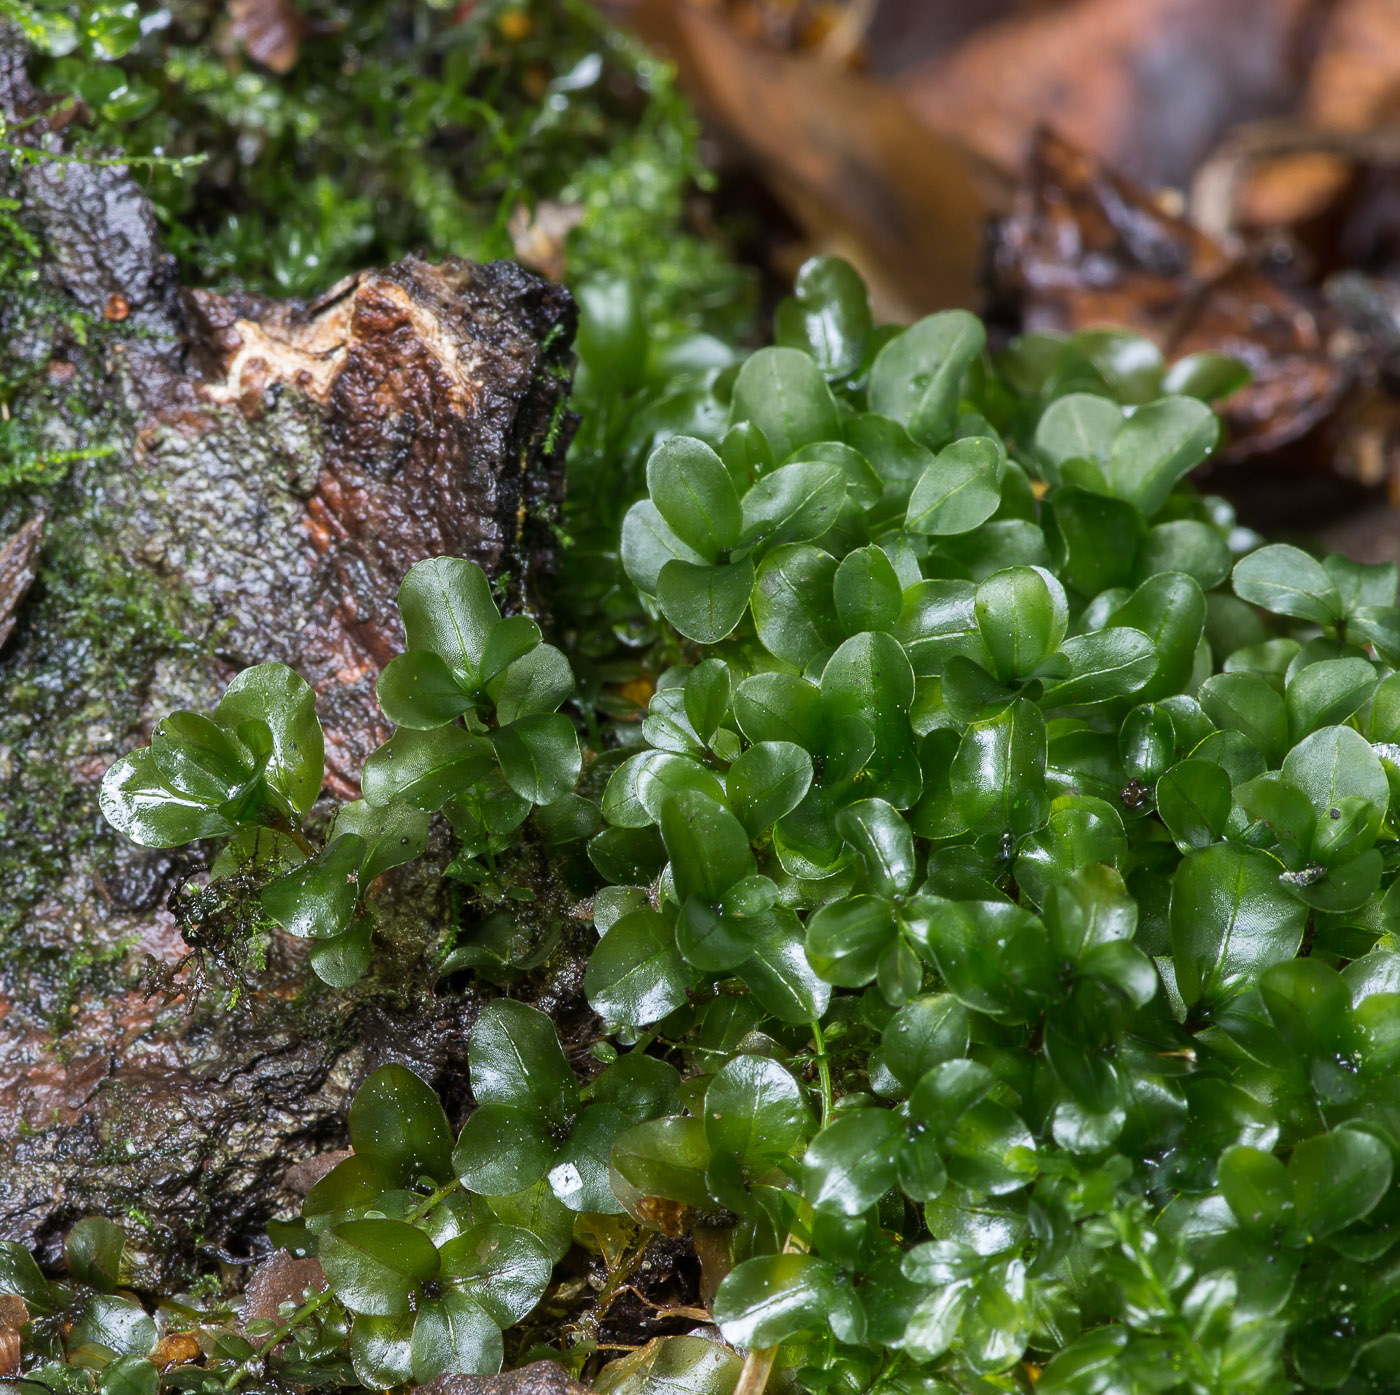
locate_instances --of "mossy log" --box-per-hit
[0,27,584,1285]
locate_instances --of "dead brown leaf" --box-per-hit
[991,130,1353,461]
[633,0,998,318]
[228,0,305,75]
[899,0,1319,191]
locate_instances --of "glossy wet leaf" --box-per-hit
[751,544,842,664]
[437,1222,552,1327]
[1233,545,1343,626]
[98,749,236,848]
[870,310,985,446]
[704,1054,809,1172]
[730,346,840,462]
[261,833,365,940]
[1155,759,1232,852]
[409,1292,501,1383]
[64,1218,124,1293]
[803,1107,903,1215]
[586,908,693,1027]
[974,566,1068,683]
[376,650,473,730]
[467,999,578,1124]
[1290,1130,1392,1239]
[361,725,493,811]
[350,1312,416,1388]
[905,436,1003,536]
[950,698,1049,836]
[740,460,846,550]
[774,254,871,379]
[727,741,813,838]
[683,659,731,744]
[348,1063,454,1186]
[1040,627,1156,707]
[657,557,754,644]
[319,1218,440,1316]
[491,713,581,805]
[1169,844,1308,1006]
[1106,396,1219,516]
[216,661,324,816]
[645,436,741,562]
[397,557,501,683]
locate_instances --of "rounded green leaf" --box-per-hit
[802,1108,904,1215]
[490,641,575,722]
[99,749,234,849]
[1282,725,1389,835]
[837,798,915,895]
[774,254,872,379]
[1285,658,1377,742]
[260,833,365,940]
[319,1218,440,1316]
[350,1312,416,1389]
[742,909,832,1023]
[1155,759,1232,853]
[1163,351,1251,401]
[491,713,581,806]
[683,658,732,744]
[730,346,840,462]
[469,999,578,1121]
[1106,396,1219,516]
[330,798,432,883]
[586,908,693,1027]
[714,1254,863,1349]
[610,1116,713,1219]
[657,557,754,644]
[740,460,846,550]
[751,544,841,665]
[437,1222,553,1327]
[1137,519,1231,590]
[728,741,813,838]
[397,557,501,682]
[833,545,902,635]
[1290,1129,1392,1239]
[646,436,742,562]
[1109,571,1206,701]
[1043,486,1145,595]
[216,661,325,816]
[1040,627,1156,708]
[704,1054,809,1171]
[150,710,258,807]
[361,725,494,811]
[1233,544,1343,626]
[805,895,896,988]
[410,1293,502,1383]
[348,1063,454,1186]
[1217,1146,1292,1231]
[660,788,755,903]
[869,310,985,446]
[950,698,1049,836]
[1169,844,1308,1006]
[1198,672,1287,767]
[881,995,970,1092]
[1034,392,1122,476]
[621,499,705,596]
[974,567,1068,684]
[451,1102,557,1196]
[905,437,1003,536]
[65,1218,125,1293]
[945,1101,1038,1195]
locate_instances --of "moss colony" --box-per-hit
[9,5,1400,1395]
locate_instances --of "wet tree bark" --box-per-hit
[0,28,582,1284]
